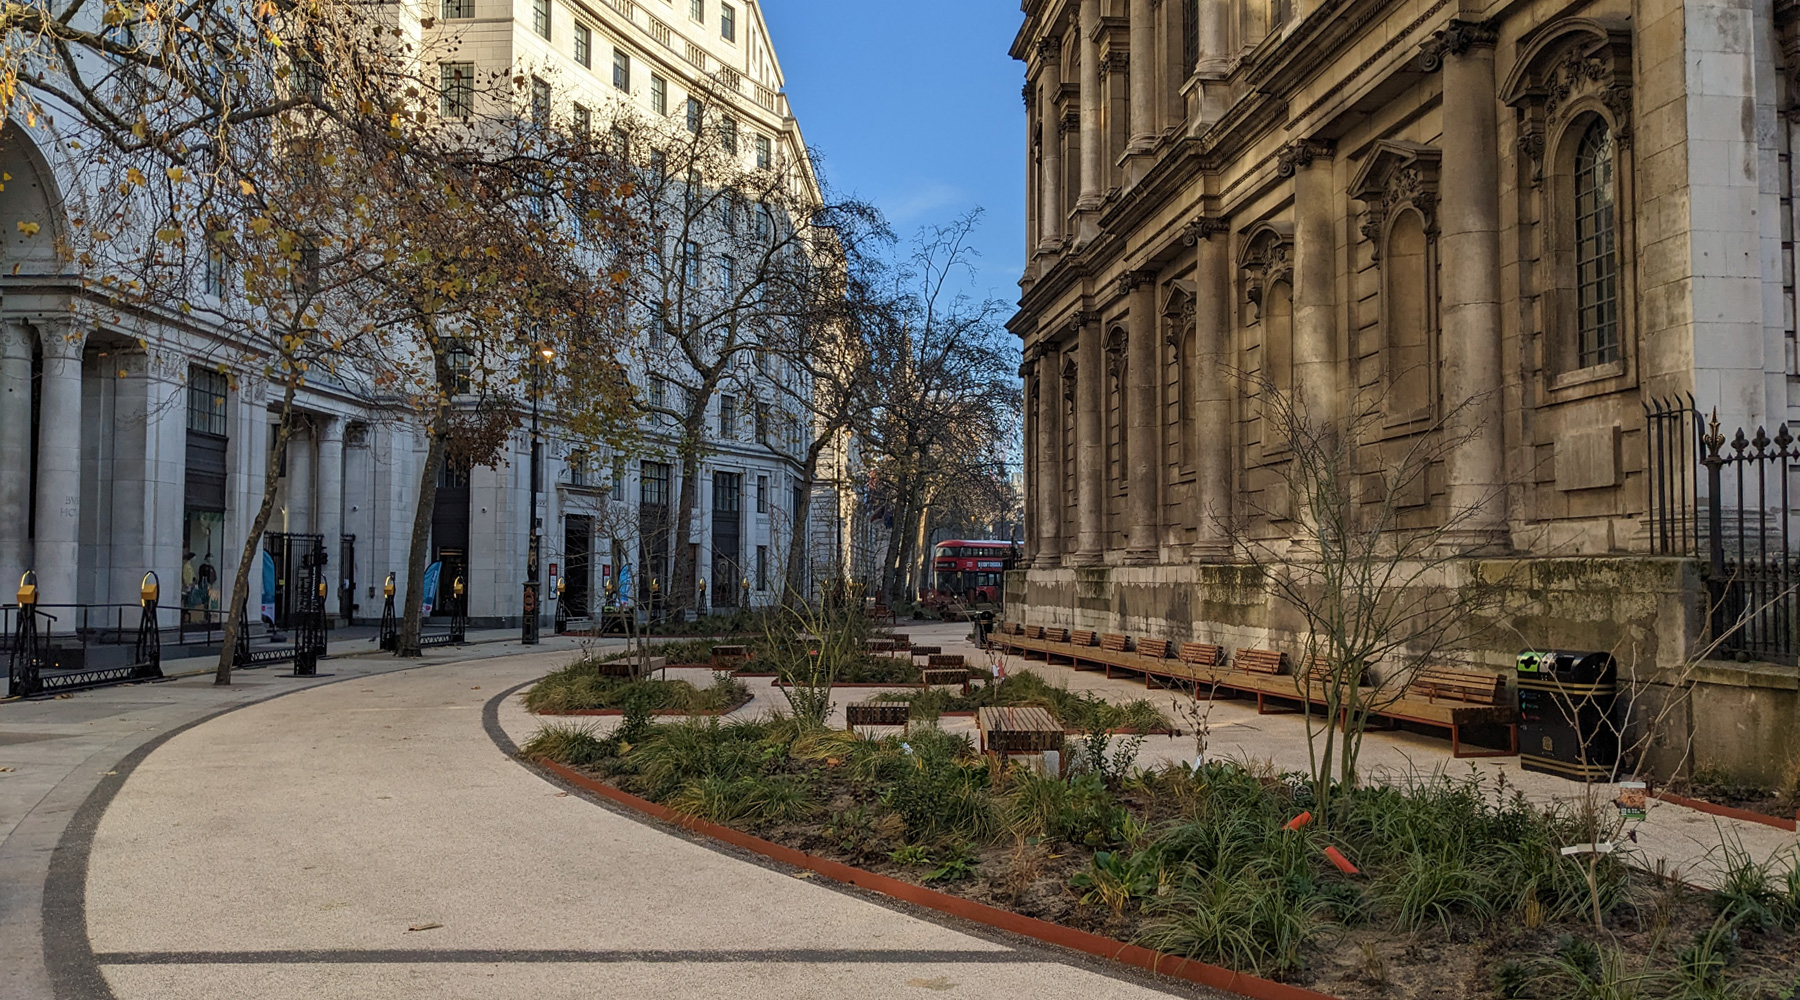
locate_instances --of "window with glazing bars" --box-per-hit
[721,4,736,41]
[574,24,591,66]
[756,474,768,512]
[719,395,736,438]
[187,367,229,436]
[651,75,668,116]
[442,0,474,19]
[720,117,737,153]
[568,451,588,487]
[640,461,671,505]
[440,62,474,117]
[686,97,702,134]
[1574,119,1620,369]
[689,0,704,22]
[612,48,630,91]
[531,77,551,125]
[755,134,770,169]
[532,0,551,38]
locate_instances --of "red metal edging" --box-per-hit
[1654,791,1798,833]
[536,759,1338,1000]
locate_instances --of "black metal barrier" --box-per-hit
[7,571,164,698]
[380,573,468,654]
[233,542,328,675]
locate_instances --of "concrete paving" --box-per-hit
[9,619,1795,1000]
[48,637,1217,1000]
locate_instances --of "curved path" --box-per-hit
[65,649,1207,1000]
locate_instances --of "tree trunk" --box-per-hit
[215,380,297,685]
[909,505,930,600]
[671,434,704,618]
[399,342,453,656]
[783,437,830,607]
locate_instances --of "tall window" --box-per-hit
[755,134,771,169]
[442,0,474,18]
[683,240,700,286]
[440,62,474,117]
[531,0,550,39]
[756,474,768,513]
[1182,0,1198,74]
[756,545,767,590]
[612,48,630,91]
[754,403,769,443]
[568,451,588,487]
[640,461,670,505]
[719,394,737,438]
[720,117,737,154]
[572,103,591,141]
[1574,119,1620,368]
[203,249,230,297]
[187,367,229,436]
[689,0,704,22]
[530,77,551,125]
[720,256,735,294]
[573,23,591,66]
[686,97,703,134]
[721,3,736,41]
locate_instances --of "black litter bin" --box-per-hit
[1516,650,1620,780]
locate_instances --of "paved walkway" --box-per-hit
[8,621,1794,1000]
[29,639,1215,1000]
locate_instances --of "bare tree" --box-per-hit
[1232,373,1512,826]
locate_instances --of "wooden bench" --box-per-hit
[909,644,942,660]
[866,605,896,624]
[1101,633,1130,652]
[1024,624,1046,640]
[921,668,969,688]
[1138,639,1171,659]
[927,654,966,671]
[978,706,1065,755]
[1070,629,1099,647]
[1001,622,1024,635]
[866,639,897,654]
[1180,642,1227,667]
[845,700,910,731]
[711,644,750,671]
[1375,665,1517,758]
[889,634,912,651]
[1235,648,1287,675]
[1044,627,1070,643]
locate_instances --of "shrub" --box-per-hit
[519,722,613,766]
[1140,868,1322,978]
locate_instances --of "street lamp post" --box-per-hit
[523,344,555,646]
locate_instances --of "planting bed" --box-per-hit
[521,715,1800,1000]
[872,671,1169,733]
[524,660,752,716]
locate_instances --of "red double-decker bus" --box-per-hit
[928,540,1018,604]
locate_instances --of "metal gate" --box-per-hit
[7,572,164,698]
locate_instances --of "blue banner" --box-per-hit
[617,563,633,606]
[422,562,442,615]
[260,552,275,622]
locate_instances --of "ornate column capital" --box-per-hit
[1067,309,1097,334]
[1037,34,1063,59]
[33,318,88,361]
[1276,138,1335,177]
[0,319,33,357]
[1417,19,1499,71]
[1180,217,1230,245]
[1116,269,1157,298]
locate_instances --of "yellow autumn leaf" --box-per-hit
[166,166,185,183]
[126,167,146,186]
[239,179,255,195]
[17,221,40,236]
[156,228,182,243]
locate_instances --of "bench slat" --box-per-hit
[1235,649,1287,675]
[1178,642,1226,666]
[1100,633,1130,653]
[1138,638,1171,659]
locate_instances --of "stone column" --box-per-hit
[1189,220,1234,559]
[315,418,345,602]
[1160,0,1186,128]
[1077,0,1103,211]
[242,384,270,622]
[1024,85,1039,268]
[1124,271,1161,563]
[286,424,313,535]
[1286,140,1339,428]
[1128,0,1156,152]
[0,321,33,591]
[1196,0,1231,124]
[1430,22,1507,545]
[1038,36,1065,250]
[1074,314,1106,564]
[1034,353,1064,566]
[33,321,86,605]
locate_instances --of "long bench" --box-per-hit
[994,624,1516,758]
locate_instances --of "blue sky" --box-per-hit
[759,1,1025,310]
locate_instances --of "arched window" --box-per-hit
[1574,119,1619,368]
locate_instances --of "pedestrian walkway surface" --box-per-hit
[7,621,1794,1000]
[57,637,1214,1000]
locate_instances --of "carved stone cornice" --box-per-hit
[1349,141,1441,261]
[1501,20,1634,172]
[1416,18,1498,71]
[1180,217,1229,246]
[1237,223,1295,312]
[1021,83,1034,108]
[1067,310,1096,334]
[1037,34,1063,59]
[1275,138,1335,177]
[1060,354,1079,399]
[1060,107,1080,136]
[1101,51,1129,80]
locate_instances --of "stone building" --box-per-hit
[1009,0,1800,782]
[0,0,845,635]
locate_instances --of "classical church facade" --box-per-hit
[1010,0,1800,782]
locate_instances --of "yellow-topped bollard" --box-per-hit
[17,570,38,606]
[140,571,160,606]
[317,580,328,599]
[453,577,465,599]
[384,573,396,598]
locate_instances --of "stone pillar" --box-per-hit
[33,321,85,605]
[1286,140,1339,428]
[1128,0,1156,153]
[1034,354,1063,566]
[1077,0,1103,211]
[1025,86,1039,269]
[0,322,33,591]
[1190,220,1233,559]
[1432,23,1507,545]
[1160,0,1186,129]
[242,385,270,622]
[1038,36,1065,251]
[315,418,345,601]
[1124,272,1161,563]
[1074,314,1105,564]
[1195,0,1231,124]
[286,424,313,535]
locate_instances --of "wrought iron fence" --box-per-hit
[1644,398,1799,663]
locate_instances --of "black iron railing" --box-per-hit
[1645,399,1799,663]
